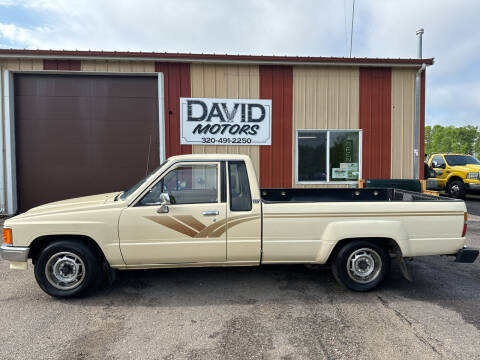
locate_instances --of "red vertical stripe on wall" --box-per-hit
[359,68,392,179]
[259,65,293,188]
[419,71,426,179]
[155,62,192,157]
[43,59,81,70]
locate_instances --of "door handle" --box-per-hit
[202,210,219,216]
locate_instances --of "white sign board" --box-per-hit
[180,98,272,145]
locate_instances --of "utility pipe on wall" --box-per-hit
[413,28,426,179]
[158,72,166,163]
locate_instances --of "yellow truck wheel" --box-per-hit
[447,180,466,199]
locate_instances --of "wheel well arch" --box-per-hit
[447,175,463,185]
[326,237,402,264]
[29,234,107,265]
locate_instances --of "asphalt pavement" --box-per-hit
[466,193,480,216]
[1,205,480,359]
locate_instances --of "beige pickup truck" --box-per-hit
[1,154,478,297]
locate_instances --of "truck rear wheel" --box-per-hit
[332,241,390,291]
[34,240,102,298]
[447,180,466,199]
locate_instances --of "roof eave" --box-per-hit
[0,50,435,67]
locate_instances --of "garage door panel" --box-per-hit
[15,96,92,121]
[21,143,91,169]
[41,76,94,97]
[91,97,157,122]
[93,77,157,98]
[14,74,159,211]
[16,119,92,145]
[89,121,158,144]
[110,145,160,170]
[15,75,94,97]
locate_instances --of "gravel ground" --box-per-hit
[0,210,479,359]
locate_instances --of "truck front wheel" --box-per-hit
[447,180,466,199]
[332,241,390,291]
[34,240,102,298]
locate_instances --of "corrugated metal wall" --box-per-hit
[44,60,81,70]
[0,56,425,212]
[81,60,155,72]
[1,58,43,71]
[359,67,392,179]
[391,68,416,179]
[292,66,359,188]
[190,63,261,176]
[259,65,293,188]
[0,59,44,213]
[155,62,192,158]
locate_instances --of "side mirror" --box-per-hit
[157,193,171,214]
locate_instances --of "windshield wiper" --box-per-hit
[114,192,124,201]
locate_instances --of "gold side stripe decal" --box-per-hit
[145,216,198,237]
[264,212,464,218]
[145,214,260,238]
[174,215,207,232]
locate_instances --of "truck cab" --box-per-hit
[425,153,480,198]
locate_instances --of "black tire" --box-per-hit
[447,180,466,199]
[34,240,103,298]
[332,240,390,292]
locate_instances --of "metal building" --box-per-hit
[0,49,433,214]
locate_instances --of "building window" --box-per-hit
[296,130,362,183]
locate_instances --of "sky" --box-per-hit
[0,0,479,127]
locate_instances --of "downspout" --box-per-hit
[158,72,166,163]
[413,28,426,179]
[0,66,5,214]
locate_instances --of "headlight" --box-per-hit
[466,172,479,179]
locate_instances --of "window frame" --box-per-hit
[136,161,221,206]
[295,129,363,184]
[431,155,446,168]
[228,161,253,212]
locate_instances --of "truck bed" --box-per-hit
[260,188,465,263]
[260,188,457,203]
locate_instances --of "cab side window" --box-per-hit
[228,161,252,211]
[431,155,445,168]
[139,164,218,205]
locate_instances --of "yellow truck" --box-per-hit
[1,154,478,297]
[425,153,480,198]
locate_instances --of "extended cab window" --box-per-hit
[444,155,480,166]
[139,164,218,205]
[228,161,252,211]
[431,155,446,168]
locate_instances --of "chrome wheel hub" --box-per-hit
[450,184,460,194]
[45,252,86,290]
[347,248,382,284]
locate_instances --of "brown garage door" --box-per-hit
[14,74,159,212]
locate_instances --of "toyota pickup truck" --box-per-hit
[1,154,478,297]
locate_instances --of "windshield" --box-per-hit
[444,155,480,166]
[119,161,168,201]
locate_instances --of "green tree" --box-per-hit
[425,125,479,157]
[425,126,433,154]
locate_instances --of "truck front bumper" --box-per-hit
[466,183,480,191]
[455,247,479,263]
[0,243,29,262]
